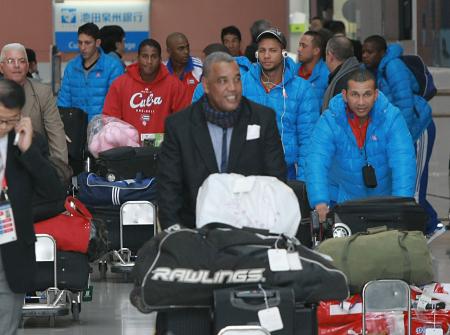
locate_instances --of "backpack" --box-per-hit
[400,55,437,101]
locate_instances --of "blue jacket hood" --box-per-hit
[379,44,404,72]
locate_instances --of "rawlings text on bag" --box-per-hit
[317,229,434,293]
[34,196,92,253]
[196,174,301,237]
[130,225,349,313]
[76,172,157,206]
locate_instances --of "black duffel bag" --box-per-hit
[130,224,349,313]
[332,196,428,237]
[95,146,158,181]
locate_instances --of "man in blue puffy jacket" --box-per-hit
[57,23,124,121]
[306,68,416,222]
[296,30,330,107]
[362,35,438,233]
[242,28,320,180]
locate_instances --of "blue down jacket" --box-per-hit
[306,92,416,207]
[294,58,330,107]
[57,49,124,120]
[376,44,431,141]
[242,57,320,180]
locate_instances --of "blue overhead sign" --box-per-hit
[54,1,150,52]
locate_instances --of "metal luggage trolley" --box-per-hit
[109,200,156,280]
[362,279,411,335]
[21,234,76,327]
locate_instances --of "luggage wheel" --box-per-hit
[49,315,56,327]
[71,302,81,321]
[98,261,108,279]
[70,291,82,321]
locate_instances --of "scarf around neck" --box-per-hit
[202,95,242,128]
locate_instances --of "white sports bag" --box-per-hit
[196,173,301,237]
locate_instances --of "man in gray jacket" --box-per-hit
[0,43,69,181]
[322,36,360,111]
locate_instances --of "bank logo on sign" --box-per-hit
[61,8,77,24]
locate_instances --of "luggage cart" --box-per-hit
[109,201,156,280]
[362,279,411,335]
[21,234,72,327]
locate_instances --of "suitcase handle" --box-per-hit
[231,290,280,311]
[65,196,93,220]
[235,290,276,299]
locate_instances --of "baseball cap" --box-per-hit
[256,28,287,48]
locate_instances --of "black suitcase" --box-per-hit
[59,107,88,175]
[34,251,90,291]
[214,287,295,335]
[294,303,318,335]
[332,196,428,236]
[95,146,158,181]
[86,205,154,253]
[155,308,212,335]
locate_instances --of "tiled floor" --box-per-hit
[18,269,157,335]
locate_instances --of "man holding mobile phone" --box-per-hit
[306,68,416,222]
[0,79,62,335]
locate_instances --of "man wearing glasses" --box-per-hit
[0,43,69,183]
[0,79,62,335]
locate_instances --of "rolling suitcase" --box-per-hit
[332,196,428,237]
[33,251,90,291]
[155,308,212,335]
[214,287,295,335]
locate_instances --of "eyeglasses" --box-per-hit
[0,118,20,126]
[2,58,27,66]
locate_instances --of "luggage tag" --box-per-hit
[0,200,17,246]
[426,329,444,335]
[287,252,303,270]
[258,307,284,332]
[268,249,290,271]
[417,294,433,311]
[257,284,284,332]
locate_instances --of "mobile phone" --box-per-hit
[13,132,21,146]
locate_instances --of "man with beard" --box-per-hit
[306,69,416,222]
[241,28,319,180]
[296,30,329,106]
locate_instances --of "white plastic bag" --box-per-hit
[196,173,301,237]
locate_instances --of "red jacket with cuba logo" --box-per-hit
[103,63,190,136]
